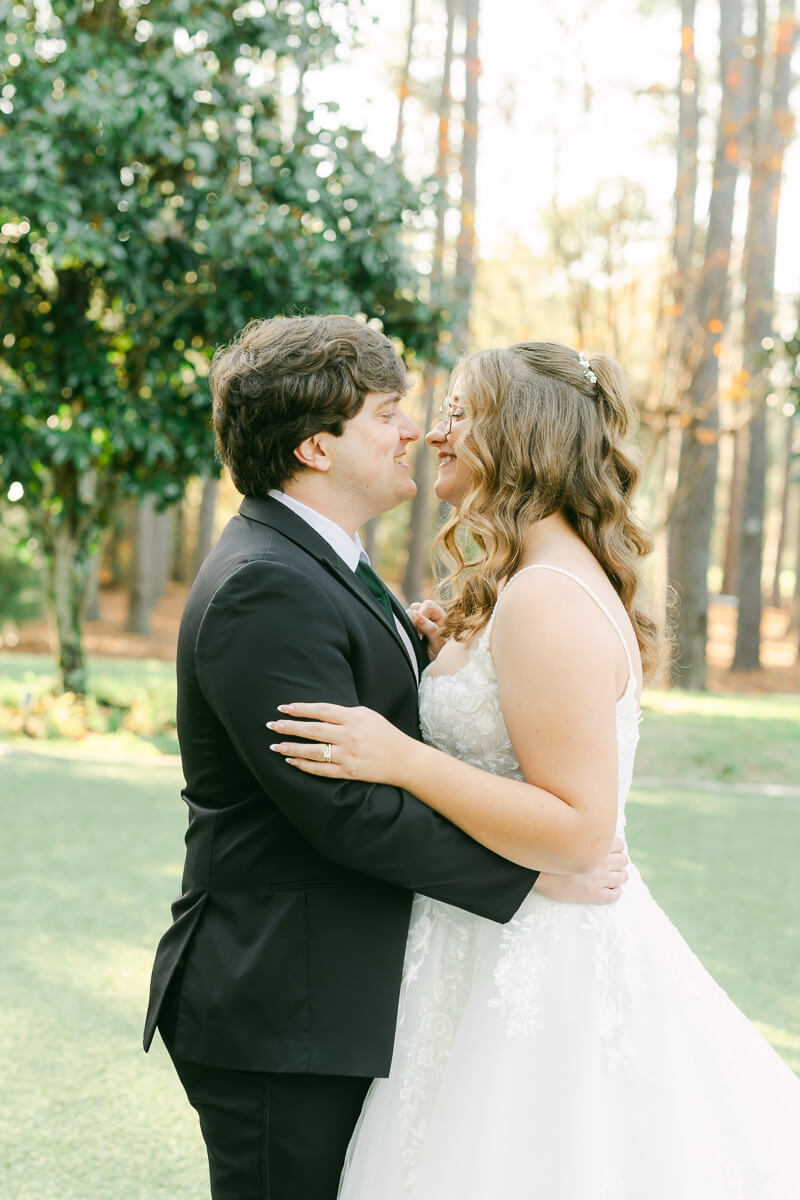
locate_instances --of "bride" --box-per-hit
[269,342,800,1198]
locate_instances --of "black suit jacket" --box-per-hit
[143,495,536,1077]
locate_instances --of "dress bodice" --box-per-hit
[418,566,641,836]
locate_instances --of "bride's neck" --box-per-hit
[520,511,579,560]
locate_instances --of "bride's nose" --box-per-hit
[426,419,447,446]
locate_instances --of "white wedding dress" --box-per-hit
[339,566,800,1199]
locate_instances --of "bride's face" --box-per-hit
[427,389,472,507]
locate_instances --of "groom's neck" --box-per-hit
[280,479,365,539]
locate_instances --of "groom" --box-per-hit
[144,314,627,1200]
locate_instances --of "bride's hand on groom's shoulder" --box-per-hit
[407,600,447,660]
[533,838,630,906]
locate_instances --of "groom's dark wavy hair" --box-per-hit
[209,314,409,496]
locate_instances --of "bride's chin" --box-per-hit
[433,484,460,510]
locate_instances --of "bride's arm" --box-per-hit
[270,575,621,875]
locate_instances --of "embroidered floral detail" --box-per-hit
[394,896,478,1179]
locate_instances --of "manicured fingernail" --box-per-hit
[269,743,282,752]
[266,721,276,730]
[277,705,290,713]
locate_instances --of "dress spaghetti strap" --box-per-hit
[486,563,636,690]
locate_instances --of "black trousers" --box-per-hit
[157,961,371,1199]
[167,1048,371,1200]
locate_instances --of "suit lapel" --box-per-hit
[239,496,422,684]
[388,592,429,675]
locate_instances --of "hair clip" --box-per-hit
[578,352,597,386]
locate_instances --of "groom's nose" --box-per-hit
[398,408,421,442]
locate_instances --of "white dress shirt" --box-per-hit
[268,490,419,680]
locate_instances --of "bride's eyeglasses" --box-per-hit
[439,397,467,436]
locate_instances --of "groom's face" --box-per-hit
[328,390,420,520]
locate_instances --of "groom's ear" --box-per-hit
[293,433,333,473]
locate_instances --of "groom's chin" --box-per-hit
[395,475,417,502]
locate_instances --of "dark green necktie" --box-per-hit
[355,559,394,621]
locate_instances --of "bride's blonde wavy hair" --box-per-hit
[436,341,659,678]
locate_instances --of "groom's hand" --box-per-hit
[532,837,629,905]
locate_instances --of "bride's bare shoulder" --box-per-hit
[491,567,621,670]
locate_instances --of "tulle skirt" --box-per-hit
[339,869,800,1199]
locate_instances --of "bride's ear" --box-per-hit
[293,433,333,473]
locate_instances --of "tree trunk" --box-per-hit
[290,51,310,143]
[663,0,700,409]
[152,505,173,606]
[194,476,219,576]
[171,495,188,583]
[668,0,747,689]
[674,0,699,290]
[127,494,158,634]
[667,354,724,689]
[721,426,748,595]
[770,411,796,606]
[84,546,102,622]
[106,503,127,586]
[732,0,797,671]
[43,520,93,695]
[432,0,457,290]
[732,412,767,669]
[453,0,480,351]
[791,473,800,653]
[402,0,456,603]
[393,0,417,160]
[793,491,800,653]
[403,376,439,601]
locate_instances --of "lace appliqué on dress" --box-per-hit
[489,897,647,1072]
[420,637,523,780]
[394,896,478,1183]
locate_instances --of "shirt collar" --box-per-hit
[268,489,363,573]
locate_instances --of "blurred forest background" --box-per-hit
[1,0,799,701]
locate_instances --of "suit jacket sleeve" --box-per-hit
[195,558,536,923]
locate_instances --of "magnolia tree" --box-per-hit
[0,0,442,693]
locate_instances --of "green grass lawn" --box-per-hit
[1,660,798,1197]
[638,688,800,785]
[0,750,207,1199]
[629,689,800,1072]
[626,785,800,1073]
